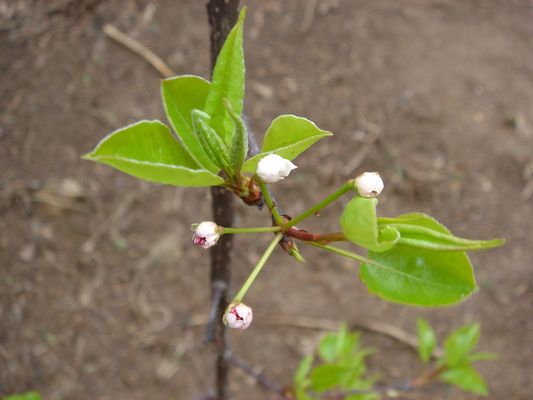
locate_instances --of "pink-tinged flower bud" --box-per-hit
[192,221,221,249]
[256,154,297,183]
[223,302,253,330]
[355,172,384,198]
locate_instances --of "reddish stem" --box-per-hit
[285,228,347,244]
[410,364,448,388]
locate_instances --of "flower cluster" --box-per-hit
[191,154,385,330]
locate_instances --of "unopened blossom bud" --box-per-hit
[355,172,384,198]
[256,154,297,183]
[223,302,253,330]
[192,221,221,249]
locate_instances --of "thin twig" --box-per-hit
[522,160,533,200]
[227,352,444,400]
[205,282,226,343]
[262,315,443,358]
[343,123,382,177]
[103,23,175,78]
[301,0,319,33]
[228,353,290,398]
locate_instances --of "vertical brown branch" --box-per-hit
[206,1,240,399]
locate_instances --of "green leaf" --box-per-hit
[378,213,504,251]
[318,333,339,363]
[242,115,332,172]
[310,364,348,392]
[204,7,246,143]
[225,99,248,175]
[191,109,231,171]
[360,229,477,306]
[318,327,361,364]
[161,75,219,173]
[440,365,488,396]
[4,392,41,400]
[340,197,400,252]
[444,323,480,367]
[339,352,371,385]
[360,214,477,306]
[84,120,224,187]
[467,352,498,362]
[360,247,477,306]
[416,318,436,363]
[294,355,314,386]
[335,324,348,360]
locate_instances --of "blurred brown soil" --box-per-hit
[1,1,532,399]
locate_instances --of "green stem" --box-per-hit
[307,241,370,264]
[233,233,283,302]
[258,180,285,226]
[284,180,354,228]
[222,226,282,234]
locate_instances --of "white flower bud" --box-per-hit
[223,302,253,330]
[355,172,384,198]
[256,154,297,183]
[192,221,221,249]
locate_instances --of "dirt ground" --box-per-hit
[1,0,532,399]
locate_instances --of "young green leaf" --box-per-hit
[416,318,436,363]
[225,99,248,175]
[360,245,477,306]
[340,197,400,252]
[440,365,488,396]
[294,355,314,386]
[335,324,348,360]
[444,323,480,367]
[161,75,219,173]
[204,7,246,143]
[4,392,41,400]
[318,327,361,364]
[242,115,332,172]
[310,364,349,392]
[319,332,339,363]
[467,352,498,362]
[83,120,224,187]
[379,213,504,251]
[191,110,231,172]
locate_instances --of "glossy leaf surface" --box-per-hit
[161,75,219,172]
[440,365,488,396]
[84,120,223,187]
[444,323,480,367]
[340,197,400,252]
[204,8,246,143]
[242,115,332,172]
[416,318,436,363]
[379,213,504,251]
[360,216,477,306]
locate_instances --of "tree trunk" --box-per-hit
[206,1,240,399]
